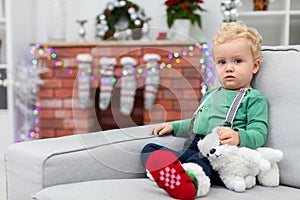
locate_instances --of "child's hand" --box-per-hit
[217,127,240,146]
[150,123,173,136]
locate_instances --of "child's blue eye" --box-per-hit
[235,59,242,64]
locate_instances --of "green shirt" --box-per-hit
[171,87,269,149]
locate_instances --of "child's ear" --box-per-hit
[252,59,261,74]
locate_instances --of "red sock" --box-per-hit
[146,150,197,200]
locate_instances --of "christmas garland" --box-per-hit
[96,0,146,40]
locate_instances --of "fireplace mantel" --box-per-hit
[33,40,197,48]
[35,40,207,138]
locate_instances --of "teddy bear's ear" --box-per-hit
[197,127,221,157]
[197,140,204,147]
[197,140,204,154]
[197,140,208,157]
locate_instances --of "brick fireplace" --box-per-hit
[35,41,207,138]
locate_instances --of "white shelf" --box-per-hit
[239,11,287,17]
[290,10,300,15]
[238,0,300,46]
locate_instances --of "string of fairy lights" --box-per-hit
[21,42,215,142]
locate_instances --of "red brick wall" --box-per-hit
[36,41,205,138]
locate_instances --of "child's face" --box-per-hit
[213,39,260,91]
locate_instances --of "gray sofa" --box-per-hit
[5,46,300,200]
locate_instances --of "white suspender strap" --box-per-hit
[225,88,249,126]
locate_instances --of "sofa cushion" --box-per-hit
[5,124,186,200]
[252,45,300,188]
[32,178,300,200]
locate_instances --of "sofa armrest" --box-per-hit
[5,124,186,200]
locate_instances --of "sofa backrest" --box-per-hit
[252,45,300,188]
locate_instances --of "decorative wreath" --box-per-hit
[96,0,146,40]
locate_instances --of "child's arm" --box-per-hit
[217,92,268,148]
[236,95,269,149]
[170,119,191,137]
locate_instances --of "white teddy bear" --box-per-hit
[197,127,283,192]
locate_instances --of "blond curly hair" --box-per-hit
[212,21,263,61]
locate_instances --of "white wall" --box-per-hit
[35,0,223,43]
[10,0,36,65]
